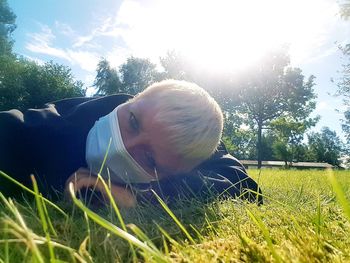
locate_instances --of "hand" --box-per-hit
[64,168,137,208]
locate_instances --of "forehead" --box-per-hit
[130,98,187,175]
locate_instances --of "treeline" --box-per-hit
[0,0,85,111]
[0,0,348,167]
[91,52,346,168]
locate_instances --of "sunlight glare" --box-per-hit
[116,0,339,72]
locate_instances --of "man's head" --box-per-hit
[86,79,223,183]
[118,79,223,178]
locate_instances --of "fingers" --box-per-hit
[108,184,137,208]
[64,168,137,208]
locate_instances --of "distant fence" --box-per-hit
[241,160,335,170]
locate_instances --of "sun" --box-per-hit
[118,0,338,72]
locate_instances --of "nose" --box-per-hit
[123,132,148,152]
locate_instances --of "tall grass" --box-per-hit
[0,169,349,262]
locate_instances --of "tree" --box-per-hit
[307,127,344,166]
[270,116,318,166]
[339,0,350,19]
[0,1,85,111]
[343,110,350,143]
[93,56,163,96]
[93,58,122,96]
[335,44,350,144]
[160,50,189,80]
[0,59,85,111]
[159,48,318,165]
[22,60,85,109]
[235,48,317,168]
[222,111,256,159]
[0,0,16,56]
[337,1,350,146]
[119,56,160,95]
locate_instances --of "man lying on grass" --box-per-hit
[0,80,262,207]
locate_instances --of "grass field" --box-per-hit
[0,169,349,262]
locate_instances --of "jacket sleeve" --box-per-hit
[63,94,133,129]
[46,97,96,116]
[137,142,263,205]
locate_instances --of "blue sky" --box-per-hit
[7,0,350,141]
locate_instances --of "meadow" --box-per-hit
[0,169,349,263]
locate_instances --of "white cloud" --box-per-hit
[26,24,72,61]
[72,17,119,48]
[54,21,75,36]
[24,0,350,76]
[26,42,71,61]
[66,50,99,71]
[106,47,131,69]
[26,23,99,73]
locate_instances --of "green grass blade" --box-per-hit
[0,171,67,218]
[94,173,137,261]
[151,189,195,244]
[127,223,158,250]
[156,223,179,247]
[327,169,350,221]
[42,196,58,238]
[3,222,9,263]
[189,224,203,242]
[316,195,322,235]
[31,175,55,261]
[78,236,93,263]
[0,193,45,263]
[83,212,92,253]
[246,208,282,263]
[86,137,137,261]
[68,183,167,263]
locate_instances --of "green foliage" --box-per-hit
[270,116,319,165]
[0,58,85,111]
[160,50,189,80]
[222,111,256,159]
[235,48,317,167]
[307,127,344,166]
[1,170,350,262]
[337,44,350,145]
[337,1,350,146]
[0,1,85,111]
[339,0,350,19]
[119,56,160,95]
[272,140,292,166]
[0,0,16,56]
[158,48,318,164]
[93,58,122,96]
[94,56,162,96]
[343,110,350,145]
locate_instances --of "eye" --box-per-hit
[129,112,139,131]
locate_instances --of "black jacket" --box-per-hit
[0,95,263,204]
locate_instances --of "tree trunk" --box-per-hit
[257,121,263,169]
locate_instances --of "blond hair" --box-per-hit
[131,79,223,172]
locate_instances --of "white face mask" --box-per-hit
[85,105,154,184]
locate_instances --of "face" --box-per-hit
[117,97,187,180]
